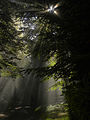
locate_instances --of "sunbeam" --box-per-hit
[47,5,55,13]
[54,2,61,9]
[10,0,61,17]
[54,10,58,16]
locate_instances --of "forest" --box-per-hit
[0,0,90,120]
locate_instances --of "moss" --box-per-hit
[45,115,69,120]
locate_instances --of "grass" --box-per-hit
[46,116,69,120]
[35,104,70,120]
[40,110,69,120]
[45,114,69,120]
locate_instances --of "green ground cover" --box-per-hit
[38,104,70,120]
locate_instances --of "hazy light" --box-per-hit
[15,106,22,110]
[0,114,8,119]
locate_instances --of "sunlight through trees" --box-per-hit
[0,0,90,120]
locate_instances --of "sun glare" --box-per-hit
[47,4,60,16]
[47,5,55,13]
[54,10,58,15]
[54,3,60,9]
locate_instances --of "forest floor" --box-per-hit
[0,104,69,120]
[41,111,69,120]
[35,104,69,120]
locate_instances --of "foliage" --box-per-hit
[29,0,90,119]
[0,0,90,119]
[13,0,89,119]
[0,0,17,76]
[0,0,29,77]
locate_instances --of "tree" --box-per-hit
[0,0,27,77]
[25,0,90,119]
[0,0,90,119]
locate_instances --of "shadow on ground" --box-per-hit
[0,104,69,120]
